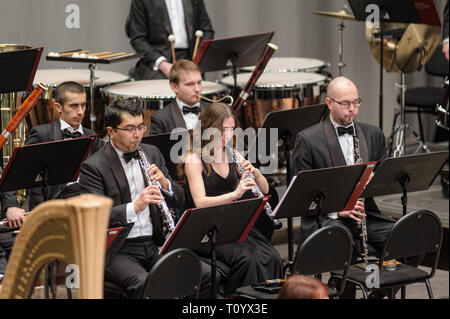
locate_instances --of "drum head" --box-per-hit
[221,72,327,89]
[105,80,227,99]
[240,57,326,72]
[33,69,129,87]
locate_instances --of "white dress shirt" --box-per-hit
[60,119,83,137]
[177,98,200,130]
[328,117,356,219]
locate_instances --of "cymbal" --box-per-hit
[365,23,441,73]
[313,9,355,21]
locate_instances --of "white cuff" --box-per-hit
[161,181,174,197]
[154,56,167,71]
[126,202,138,224]
[443,37,449,44]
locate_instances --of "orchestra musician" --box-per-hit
[78,98,216,298]
[0,81,104,227]
[150,59,207,135]
[180,102,283,297]
[126,0,214,80]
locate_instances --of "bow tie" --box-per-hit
[61,128,82,139]
[123,150,140,163]
[182,105,200,115]
[337,126,354,136]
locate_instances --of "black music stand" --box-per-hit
[159,197,268,299]
[246,104,327,261]
[141,130,190,182]
[361,151,449,216]
[193,31,274,97]
[0,46,43,94]
[348,0,441,130]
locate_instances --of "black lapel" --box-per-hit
[182,0,194,42]
[104,143,132,203]
[170,101,187,129]
[354,122,369,163]
[323,116,347,167]
[53,120,63,140]
[159,0,173,35]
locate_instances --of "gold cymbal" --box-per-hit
[365,23,441,73]
[313,9,356,21]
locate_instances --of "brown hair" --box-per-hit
[169,59,201,84]
[177,102,239,178]
[278,275,329,299]
[55,81,85,105]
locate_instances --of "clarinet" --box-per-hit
[137,149,176,240]
[353,129,369,264]
[229,147,274,217]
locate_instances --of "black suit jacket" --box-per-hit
[150,100,208,135]
[0,120,104,216]
[290,116,392,245]
[127,0,214,80]
[78,142,184,264]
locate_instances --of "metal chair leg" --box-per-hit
[425,279,434,299]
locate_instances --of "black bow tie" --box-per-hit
[337,126,354,136]
[182,105,200,115]
[62,128,82,139]
[123,150,140,163]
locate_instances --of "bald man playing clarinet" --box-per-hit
[126,0,214,80]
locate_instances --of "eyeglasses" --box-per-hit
[114,123,147,134]
[329,97,362,109]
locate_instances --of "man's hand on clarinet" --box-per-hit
[337,200,365,223]
[148,164,170,191]
[6,207,26,228]
[134,185,164,213]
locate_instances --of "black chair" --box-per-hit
[291,226,353,298]
[392,45,449,151]
[235,226,353,299]
[142,248,202,299]
[330,210,443,299]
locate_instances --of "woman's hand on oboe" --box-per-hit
[233,172,257,199]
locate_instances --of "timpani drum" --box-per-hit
[221,72,328,128]
[240,57,330,74]
[30,68,129,133]
[104,80,228,135]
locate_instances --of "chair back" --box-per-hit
[381,210,443,276]
[425,45,449,77]
[293,226,352,275]
[142,248,202,299]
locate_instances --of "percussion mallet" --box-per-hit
[168,34,176,64]
[192,30,204,60]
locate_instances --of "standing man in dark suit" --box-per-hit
[150,59,208,135]
[78,99,214,298]
[1,81,103,226]
[290,77,395,260]
[126,0,214,80]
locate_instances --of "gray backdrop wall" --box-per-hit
[0,0,447,137]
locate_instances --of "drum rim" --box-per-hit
[32,69,130,87]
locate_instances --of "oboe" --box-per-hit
[229,147,274,218]
[137,149,176,239]
[353,128,369,264]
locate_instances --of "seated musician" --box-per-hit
[78,98,216,298]
[0,81,104,227]
[150,59,208,135]
[179,102,283,296]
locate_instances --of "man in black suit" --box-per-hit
[291,77,395,260]
[78,99,214,298]
[150,59,208,135]
[1,81,103,226]
[126,0,214,80]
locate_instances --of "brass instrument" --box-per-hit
[353,127,369,264]
[0,194,112,299]
[137,148,176,240]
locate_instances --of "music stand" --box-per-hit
[193,31,275,97]
[0,136,96,197]
[361,151,449,216]
[0,46,43,94]
[246,104,327,261]
[347,0,441,130]
[159,197,269,299]
[141,130,190,182]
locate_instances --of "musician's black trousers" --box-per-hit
[105,237,218,299]
[0,230,16,275]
